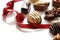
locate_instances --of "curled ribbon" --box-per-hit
[2,0,50,29]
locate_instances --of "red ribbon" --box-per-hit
[2,0,50,29]
[12,0,22,2]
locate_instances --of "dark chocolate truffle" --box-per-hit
[27,11,41,24]
[34,1,49,11]
[49,22,60,35]
[52,0,60,8]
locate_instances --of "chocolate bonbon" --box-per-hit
[27,11,42,24]
[49,22,60,35]
[34,1,49,11]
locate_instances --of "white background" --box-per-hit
[0,0,54,40]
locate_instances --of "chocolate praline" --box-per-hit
[44,10,56,21]
[34,2,49,11]
[27,12,42,24]
[49,22,60,35]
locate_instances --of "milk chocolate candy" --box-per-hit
[52,0,60,8]
[34,1,49,11]
[49,22,60,35]
[27,11,41,24]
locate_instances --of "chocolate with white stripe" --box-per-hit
[27,11,41,24]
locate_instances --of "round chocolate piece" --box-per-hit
[49,22,60,35]
[27,11,42,24]
[34,1,49,11]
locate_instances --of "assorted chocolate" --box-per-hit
[53,34,60,40]
[3,0,60,40]
[20,1,60,39]
[44,8,60,21]
[27,11,41,24]
[34,1,49,11]
[52,0,60,8]
[49,22,60,35]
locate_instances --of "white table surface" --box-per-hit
[0,0,56,40]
